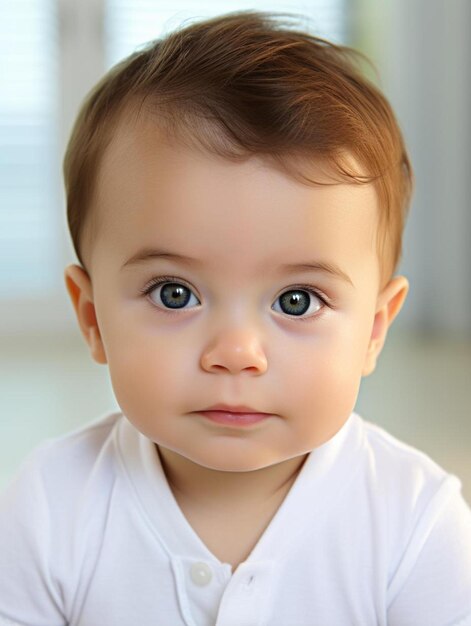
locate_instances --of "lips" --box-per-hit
[194,403,272,427]
[200,403,269,414]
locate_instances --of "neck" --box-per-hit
[156,445,308,510]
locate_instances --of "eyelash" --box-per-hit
[139,274,332,322]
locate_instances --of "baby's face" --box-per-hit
[75,117,390,472]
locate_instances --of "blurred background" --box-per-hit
[1,0,470,502]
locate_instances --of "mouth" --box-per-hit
[194,404,272,427]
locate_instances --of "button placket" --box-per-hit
[172,557,227,626]
[215,560,276,626]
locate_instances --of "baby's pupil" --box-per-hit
[161,283,191,309]
[280,290,309,316]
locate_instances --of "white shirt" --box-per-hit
[0,411,470,626]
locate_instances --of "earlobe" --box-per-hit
[362,275,409,377]
[64,264,108,364]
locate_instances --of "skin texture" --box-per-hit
[65,115,408,530]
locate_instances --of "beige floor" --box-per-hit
[1,329,470,505]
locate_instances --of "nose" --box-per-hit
[200,328,268,375]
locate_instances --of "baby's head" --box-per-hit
[64,11,413,472]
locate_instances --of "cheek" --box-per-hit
[278,320,370,438]
[101,317,192,420]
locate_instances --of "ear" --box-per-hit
[64,264,107,364]
[362,275,409,377]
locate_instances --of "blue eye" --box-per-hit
[144,278,200,310]
[141,277,328,318]
[273,288,324,317]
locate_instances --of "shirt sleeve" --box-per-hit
[387,475,471,626]
[0,444,67,626]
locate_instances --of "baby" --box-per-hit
[1,10,470,626]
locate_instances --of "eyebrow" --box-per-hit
[280,260,354,286]
[121,248,354,286]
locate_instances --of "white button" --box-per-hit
[190,562,213,586]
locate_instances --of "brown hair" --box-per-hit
[63,10,413,285]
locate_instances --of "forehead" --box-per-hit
[89,114,380,283]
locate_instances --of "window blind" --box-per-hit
[0,0,59,299]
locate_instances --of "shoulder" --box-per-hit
[353,414,471,593]
[356,413,459,496]
[353,417,471,620]
[31,411,123,476]
[0,412,126,620]
[350,413,466,553]
[0,412,124,533]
